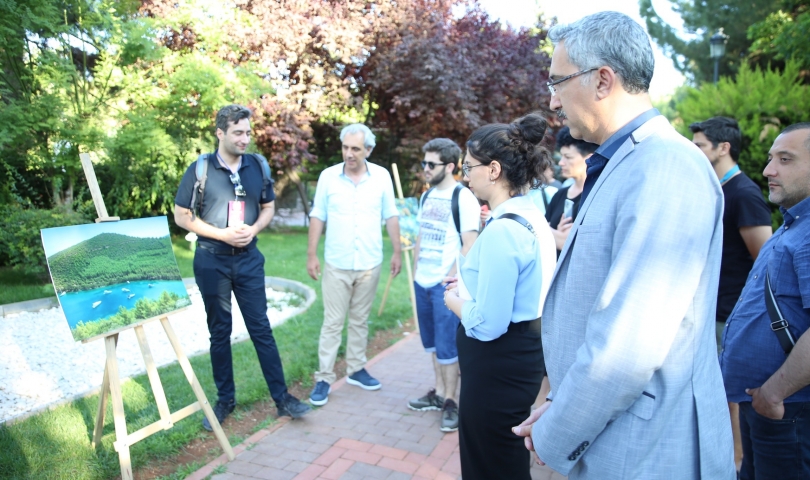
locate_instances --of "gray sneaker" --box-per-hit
[408,388,445,411]
[440,399,459,432]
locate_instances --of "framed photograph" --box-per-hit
[41,217,191,342]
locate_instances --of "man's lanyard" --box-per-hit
[216,152,242,173]
[719,164,740,185]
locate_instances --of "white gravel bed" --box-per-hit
[0,285,303,424]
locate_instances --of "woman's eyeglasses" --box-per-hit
[461,163,487,176]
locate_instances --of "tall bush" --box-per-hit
[674,61,810,189]
[0,205,90,275]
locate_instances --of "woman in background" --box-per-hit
[544,126,598,253]
[444,113,557,480]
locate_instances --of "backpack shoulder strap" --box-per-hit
[451,183,462,235]
[247,153,273,201]
[420,187,435,208]
[540,186,550,210]
[498,212,537,237]
[189,153,210,221]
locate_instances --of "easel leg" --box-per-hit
[92,334,117,449]
[377,275,394,316]
[105,335,133,480]
[159,317,235,460]
[134,326,173,428]
[404,250,419,332]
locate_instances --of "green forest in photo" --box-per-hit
[48,233,181,292]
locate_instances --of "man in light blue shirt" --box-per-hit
[306,124,401,406]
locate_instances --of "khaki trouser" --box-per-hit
[315,262,382,384]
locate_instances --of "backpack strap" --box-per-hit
[189,153,210,221]
[499,213,537,237]
[420,187,435,209]
[451,183,462,235]
[247,153,273,201]
[540,186,550,211]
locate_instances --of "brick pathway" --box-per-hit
[188,333,566,480]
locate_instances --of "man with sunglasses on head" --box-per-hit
[175,104,310,432]
[407,138,479,433]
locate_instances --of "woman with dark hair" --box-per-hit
[443,113,557,480]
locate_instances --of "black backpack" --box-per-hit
[189,153,273,220]
[420,183,463,234]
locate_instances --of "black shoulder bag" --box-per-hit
[765,271,797,355]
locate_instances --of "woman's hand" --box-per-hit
[444,287,463,318]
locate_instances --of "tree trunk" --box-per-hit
[287,167,310,218]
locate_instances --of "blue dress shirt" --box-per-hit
[721,196,810,403]
[581,108,661,204]
[459,196,557,341]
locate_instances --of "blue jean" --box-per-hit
[739,401,810,480]
[194,246,288,405]
[414,281,459,364]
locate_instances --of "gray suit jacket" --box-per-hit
[532,116,735,479]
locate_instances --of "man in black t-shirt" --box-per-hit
[175,105,310,431]
[690,116,772,472]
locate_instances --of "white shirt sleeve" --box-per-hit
[458,187,480,233]
[309,170,329,221]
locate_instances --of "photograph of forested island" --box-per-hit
[41,217,191,342]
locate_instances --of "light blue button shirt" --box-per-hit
[460,195,557,341]
[310,161,399,271]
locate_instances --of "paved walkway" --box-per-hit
[189,333,566,480]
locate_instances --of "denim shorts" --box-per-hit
[414,281,459,364]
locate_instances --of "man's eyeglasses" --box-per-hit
[229,172,247,197]
[421,161,445,170]
[461,163,487,177]
[546,67,598,96]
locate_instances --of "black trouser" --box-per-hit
[457,319,543,480]
[194,245,288,405]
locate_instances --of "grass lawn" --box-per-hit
[0,227,413,479]
[0,269,56,305]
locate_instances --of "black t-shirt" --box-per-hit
[175,153,275,248]
[545,186,581,229]
[716,172,772,322]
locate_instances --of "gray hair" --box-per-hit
[548,11,655,94]
[340,124,376,149]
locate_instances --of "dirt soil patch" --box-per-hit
[130,318,416,480]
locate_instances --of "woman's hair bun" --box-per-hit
[513,113,548,146]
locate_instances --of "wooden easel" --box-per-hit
[377,163,419,331]
[78,153,234,480]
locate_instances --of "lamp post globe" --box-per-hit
[710,29,728,84]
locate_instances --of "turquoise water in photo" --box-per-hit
[58,280,189,328]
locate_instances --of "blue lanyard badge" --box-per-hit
[719,164,740,184]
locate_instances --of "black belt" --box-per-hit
[508,317,542,334]
[198,244,253,255]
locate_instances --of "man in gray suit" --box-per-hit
[513,12,735,479]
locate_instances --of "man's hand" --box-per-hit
[307,255,321,281]
[390,253,402,277]
[512,400,552,465]
[220,225,254,248]
[746,386,785,420]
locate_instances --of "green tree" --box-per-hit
[673,61,810,191]
[748,1,810,73]
[640,0,780,83]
